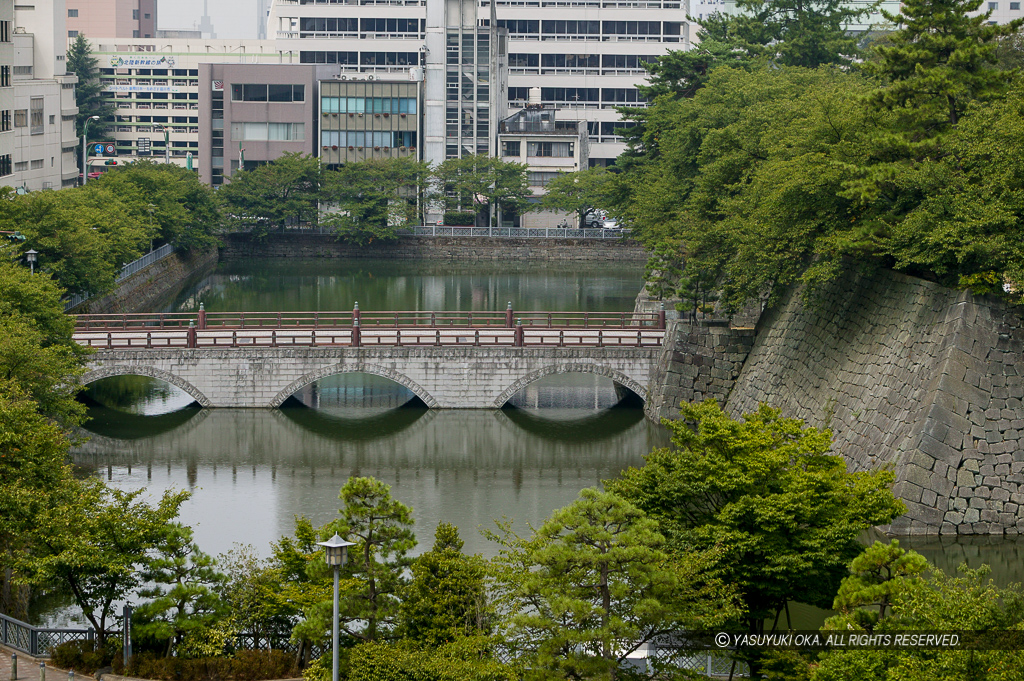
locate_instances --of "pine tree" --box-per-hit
[398,523,490,646]
[864,0,1022,144]
[66,35,114,140]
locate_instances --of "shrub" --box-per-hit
[442,212,476,226]
[123,650,298,681]
[50,640,119,675]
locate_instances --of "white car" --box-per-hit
[602,219,620,230]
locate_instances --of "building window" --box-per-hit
[989,1,998,7]
[133,30,140,38]
[30,159,44,170]
[1,110,9,132]
[0,65,9,87]
[14,161,26,172]
[132,9,139,19]
[0,155,11,177]
[30,98,44,135]
[501,141,520,156]
[527,171,559,186]
[230,122,305,141]
[68,8,79,16]
[231,84,305,102]
[527,141,573,157]
[68,30,79,38]
[14,109,26,127]
[321,96,416,114]
[320,130,415,148]
[300,51,358,64]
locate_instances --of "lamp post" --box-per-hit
[25,249,37,275]
[153,124,170,164]
[317,534,355,681]
[82,115,101,185]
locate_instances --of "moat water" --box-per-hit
[52,256,1024,628]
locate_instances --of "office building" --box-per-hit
[91,38,298,175]
[2,0,80,192]
[67,0,158,40]
[0,0,13,182]
[498,92,588,227]
[319,75,423,167]
[267,0,662,167]
[199,62,330,185]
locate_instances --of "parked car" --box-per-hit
[584,213,604,228]
[602,219,621,230]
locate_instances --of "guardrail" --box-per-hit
[74,308,664,332]
[63,244,176,312]
[229,225,630,239]
[0,613,97,657]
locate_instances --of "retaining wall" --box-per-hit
[723,266,1024,536]
[220,233,649,262]
[70,247,218,314]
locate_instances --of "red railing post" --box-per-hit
[435,329,441,346]
[396,328,402,346]
[146,332,152,348]
[474,330,480,346]
[271,331,277,347]
[514,319,524,347]
[352,318,361,347]
[107,332,112,349]
[506,301,513,328]
[597,329,603,348]
[198,303,207,330]
[187,322,197,349]
[658,302,666,330]
[353,302,360,327]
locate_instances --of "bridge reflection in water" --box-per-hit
[75,373,667,559]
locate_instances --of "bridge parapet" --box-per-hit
[82,346,661,410]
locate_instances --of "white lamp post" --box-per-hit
[316,534,355,681]
[153,124,170,164]
[82,115,101,185]
[25,249,37,275]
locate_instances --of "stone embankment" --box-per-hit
[71,247,218,314]
[220,233,649,262]
[647,264,1024,535]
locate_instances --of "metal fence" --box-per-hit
[63,244,176,312]
[408,225,628,239]
[0,613,97,657]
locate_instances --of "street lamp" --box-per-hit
[317,534,355,681]
[152,124,170,164]
[82,115,101,185]
[25,249,37,275]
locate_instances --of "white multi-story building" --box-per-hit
[90,38,298,173]
[3,0,80,192]
[268,0,688,167]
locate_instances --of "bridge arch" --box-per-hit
[270,363,440,409]
[492,363,649,409]
[81,365,212,408]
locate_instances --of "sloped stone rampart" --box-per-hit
[724,267,1024,535]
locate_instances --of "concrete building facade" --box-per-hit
[67,0,158,40]
[199,62,325,185]
[3,0,80,192]
[267,0,646,167]
[91,38,298,173]
[0,0,14,182]
[319,75,422,166]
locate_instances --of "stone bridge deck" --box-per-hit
[81,346,661,409]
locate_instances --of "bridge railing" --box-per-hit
[73,327,665,350]
[74,310,663,332]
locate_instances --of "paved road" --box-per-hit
[0,646,94,681]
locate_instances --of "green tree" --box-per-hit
[218,544,294,647]
[323,157,431,244]
[93,162,222,251]
[22,484,190,641]
[218,153,324,232]
[814,558,1024,681]
[434,155,531,225]
[539,167,615,227]
[827,540,929,633]
[66,35,114,151]
[731,0,871,69]
[135,523,227,657]
[489,488,740,680]
[345,638,518,681]
[1,187,149,295]
[330,477,416,642]
[642,240,683,302]
[398,523,490,647]
[606,400,904,678]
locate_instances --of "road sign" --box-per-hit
[105,143,116,156]
[93,143,104,155]
[137,137,151,155]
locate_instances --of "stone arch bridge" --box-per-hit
[82,346,660,409]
